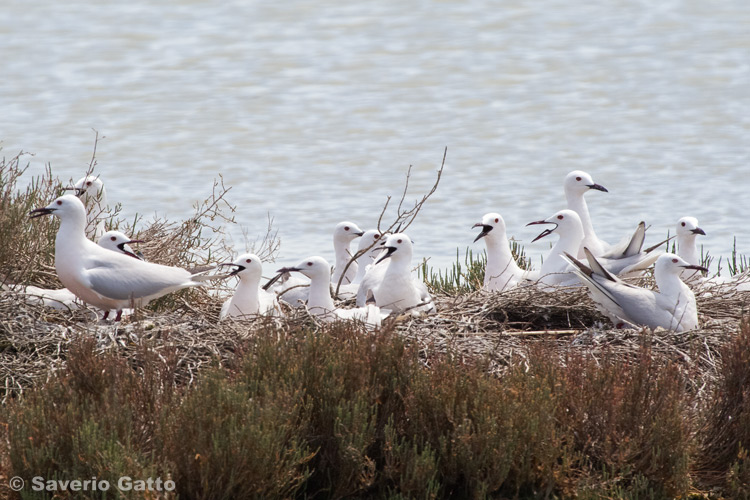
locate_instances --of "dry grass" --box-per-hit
[2,278,747,405]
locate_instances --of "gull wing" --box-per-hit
[85,254,194,301]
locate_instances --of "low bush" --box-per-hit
[3,322,728,499]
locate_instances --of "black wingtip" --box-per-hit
[262,272,285,291]
[564,251,593,278]
[582,247,616,282]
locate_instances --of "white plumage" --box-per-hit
[527,209,662,289]
[220,253,280,319]
[473,213,528,292]
[565,249,706,332]
[30,195,215,320]
[278,256,387,327]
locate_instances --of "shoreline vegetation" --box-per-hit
[1,147,750,499]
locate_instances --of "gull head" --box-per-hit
[98,230,145,260]
[564,170,608,196]
[656,253,708,276]
[278,256,331,281]
[677,216,706,238]
[29,194,86,220]
[65,175,106,204]
[527,209,582,242]
[356,229,383,258]
[219,253,263,280]
[333,221,364,244]
[473,212,506,243]
[375,232,413,264]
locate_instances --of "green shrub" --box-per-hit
[4,338,175,497]
[558,341,692,497]
[698,316,750,492]
[4,320,749,498]
[163,368,312,500]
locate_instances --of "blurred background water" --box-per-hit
[2,0,749,272]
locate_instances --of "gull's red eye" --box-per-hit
[397,239,403,244]
[681,222,686,227]
[246,259,251,263]
[374,234,379,239]
[56,200,63,205]
[557,215,564,220]
[344,226,350,231]
[86,181,92,186]
[576,176,582,181]
[110,236,116,241]
[495,218,499,223]
[307,262,313,266]
[672,258,678,263]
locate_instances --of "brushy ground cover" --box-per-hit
[2,149,750,499]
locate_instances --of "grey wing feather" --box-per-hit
[622,222,646,257]
[86,260,192,301]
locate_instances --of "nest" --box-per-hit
[393,281,749,398]
[1,278,748,402]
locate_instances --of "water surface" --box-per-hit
[2,0,749,272]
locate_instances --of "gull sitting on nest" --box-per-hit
[564,248,707,332]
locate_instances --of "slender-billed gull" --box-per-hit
[29,194,218,321]
[355,253,388,307]
[369,233,435,314]
[527,209,662,289]
[17,229,146,312]
[97,230,145,260]
[277,256,386,327]
[265,221,365,307]
[564,170,609,257]
[473,213,527,292]
[675,216,706,282]
[65,175,108,240]
[671,218,750,292]
[219,253,280,319]
[335,229,383,300]
[331,221,364,285]
[564,249,707,332]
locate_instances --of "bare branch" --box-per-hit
[334,147,447,296]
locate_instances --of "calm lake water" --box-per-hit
[2,0,749,273]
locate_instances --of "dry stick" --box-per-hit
[334,147,447,297]
[86,128,103,175]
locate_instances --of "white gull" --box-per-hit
[30,194,218,321]
[219,253,280,319]
[277,256,386,327]
[368,233,435,315]
[564,249,707,332]
[527,209,663,289]
[675,216,706,282]
[335,229,383,300]
[472,213,528,292]
[66,175,108,240]
[331,221,364,285]
[563,170,609,257]
[19,229,145,314]
[266,220,365,307]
